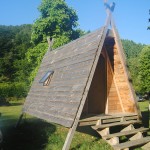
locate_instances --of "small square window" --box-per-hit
[39,70,54,86]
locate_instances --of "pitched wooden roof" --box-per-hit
[23,27,106,127]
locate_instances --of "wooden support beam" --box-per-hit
[104,127,148,140]
[129,132,143,141]
[47,37,54,51]
[92,120,141,130]
[113,137,150,150]
[97,127,110,137]
[121,124,134,132]
[124,115,139,120]
[16,113,24,128]
[107,137,119,146]
[123,148,129,150]
[142,142,150,150]
[62,10,112,149]
[96,119,102,126]
[78,120,97,126]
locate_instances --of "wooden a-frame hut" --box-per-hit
[20,1,150,150]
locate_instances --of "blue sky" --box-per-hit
[0,0,149,44]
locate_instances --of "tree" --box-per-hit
[0,25,32,82]
[138,46,150,94]
[0,25,32,99]
[14,43,48,84]
[122,39,145,59]
[122,40,146,93]
[31,0,84,48]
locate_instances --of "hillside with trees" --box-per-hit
[0,0,85,102]
[0,0,149,103]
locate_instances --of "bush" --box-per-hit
[0,82,29,100]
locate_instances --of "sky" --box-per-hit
[0,0,149,44]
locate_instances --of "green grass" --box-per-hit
[0,100,149,150]
[138,100,150,134]
[0,100,112,150]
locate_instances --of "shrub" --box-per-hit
[0,82,29,100]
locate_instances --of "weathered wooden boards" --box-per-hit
[23,28,104,127]
[113,137,150,150]
[104,127,149,139]
[105,39,136,114]
[110,16,140,116]
[92,120,141,130]
[90,113,150,150]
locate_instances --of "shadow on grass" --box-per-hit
[0,101,23,107]
[1,118,56,150]
[77,125,100,137]
[141,111,149,128]
[9,102,24,106]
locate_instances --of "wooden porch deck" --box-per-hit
[79,113,150,149]
[79,113,138,126]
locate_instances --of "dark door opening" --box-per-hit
[87,54,107,114]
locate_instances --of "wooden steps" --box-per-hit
[142,142,150,150]
[92,120,141,130]
[103,127,149,139]
[113,137,150,150]
[88,113,150,150]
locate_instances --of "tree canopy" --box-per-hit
[31,0,84,48]
[122,40,146,94]
[0,2,149,101]
[138,46,150,94]
[0,25,32,82]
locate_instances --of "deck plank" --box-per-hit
[92,120,141,130]
[103,127,149,139]
[113,137,150,150]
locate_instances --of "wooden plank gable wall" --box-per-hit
[82,35,137,116]
[23,28,104,128]
[105,37,136,114]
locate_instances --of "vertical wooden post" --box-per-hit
[16,113,24,128]
[148,101,150,128]
[47,37,54,51]
[62,3,112,149]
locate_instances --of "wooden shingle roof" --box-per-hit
[23,27,105,127]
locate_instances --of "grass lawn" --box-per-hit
[138,100,150,135]
[0,100,149,150]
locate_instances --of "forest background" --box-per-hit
[0,0,149,103]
